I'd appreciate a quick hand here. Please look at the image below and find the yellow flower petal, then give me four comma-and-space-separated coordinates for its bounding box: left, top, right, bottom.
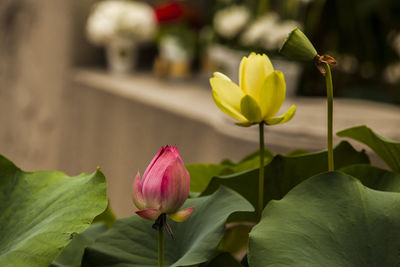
213, 72, 231, 81
236, 121, 255, 127
260, 71, 286, 119
240, 94, 262, 123
243, 53, 274, 102
239, 56, 248, 90
210, 75, 247, 122
169, 206, 194, 222
262, 54, 274, 76
265, 104, 296, 125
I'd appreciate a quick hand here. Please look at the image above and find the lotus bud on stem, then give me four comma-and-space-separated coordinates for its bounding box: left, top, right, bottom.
280, 28, 337, 171
132, 145, 195, 267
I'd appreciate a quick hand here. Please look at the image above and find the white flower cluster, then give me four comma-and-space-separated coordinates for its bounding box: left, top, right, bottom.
86, 0, 156, 45
391, 32, 400, 57
384, 63, 400, 84
213, 5, 250, 39
240, 13, 301, 50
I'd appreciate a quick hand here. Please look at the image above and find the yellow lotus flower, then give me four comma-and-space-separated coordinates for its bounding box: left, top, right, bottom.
210, 53, 296, 126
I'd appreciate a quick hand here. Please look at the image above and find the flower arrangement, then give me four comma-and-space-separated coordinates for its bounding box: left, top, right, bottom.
152, 1, 200, 79
213, 5, 250, 40
240, 13, 301, 51
86, 0, 156, 45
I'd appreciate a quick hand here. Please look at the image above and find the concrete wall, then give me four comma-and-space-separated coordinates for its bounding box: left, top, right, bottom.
0, 0, 71, 171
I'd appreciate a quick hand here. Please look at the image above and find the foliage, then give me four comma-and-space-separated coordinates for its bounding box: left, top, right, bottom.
248, 171, 400, 267
82, 187, 253, 266
337, 125, 400, 172
51, 224, 108, 267
0, 155, 107, 266
199, 141, 368, 222
187, 148, 274, 193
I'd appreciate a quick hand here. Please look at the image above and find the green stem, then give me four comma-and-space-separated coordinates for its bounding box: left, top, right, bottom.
258, 122, 265, 221
158, 221, 164, 267
324, 63, 334, 172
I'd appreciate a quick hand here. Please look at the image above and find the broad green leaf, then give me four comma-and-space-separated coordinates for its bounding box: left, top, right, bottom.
248, 172, 400, 267
82, 187, 253, 266
0, 155, 107, 266
199, 252, 242, 267
187, 164, 232, 193
231, 149, 274, 173
92, 204, 116, 228
217, 224, 253, 255
285, 149, 308, 156
340, 164, 400, 192
238, 149, 274, 163
188, 149, 273, 193
202, 141, 369, 221
337, 125, 400, 172
51, 224, 108, 267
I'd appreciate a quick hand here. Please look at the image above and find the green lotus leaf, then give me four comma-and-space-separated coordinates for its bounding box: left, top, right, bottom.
340, 164, 400, 192
248, 172, 400, 267
51, 223, 108, 267
199, 252, 242, 267
337, 125, 400, 172
187, 149, 274, 193
201, 141, 369, 221
82, 187, 253, 266
0, 155, 107, 266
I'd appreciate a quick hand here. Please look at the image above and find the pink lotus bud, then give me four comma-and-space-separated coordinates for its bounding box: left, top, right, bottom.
132, 145, 194, 222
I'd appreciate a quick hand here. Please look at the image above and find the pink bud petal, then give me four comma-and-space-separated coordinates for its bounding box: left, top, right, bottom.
169, 207, 195, 222
136, 208, 161, 221
132, 172, 146, 210
172, 145, 179, 154
159, 158, 190, 213
142, 147, 182, 210
142, 147, 164, 184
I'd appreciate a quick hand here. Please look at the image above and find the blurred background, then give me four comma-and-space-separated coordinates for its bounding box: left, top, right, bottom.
1, 0, 400, 216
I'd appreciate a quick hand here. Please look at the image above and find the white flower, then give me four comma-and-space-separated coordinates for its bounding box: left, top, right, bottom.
86, 0, 156, 45
240, 13, 278, 48
241, 13, 301, 50
213, 6, 250, 39
391, 32, 400, 57
384, 63, 400, 84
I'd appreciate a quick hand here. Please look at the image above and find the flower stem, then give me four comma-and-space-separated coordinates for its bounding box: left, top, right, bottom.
158, 218, 164, 267
258, 122, 265, 221
324, 63, 334, 172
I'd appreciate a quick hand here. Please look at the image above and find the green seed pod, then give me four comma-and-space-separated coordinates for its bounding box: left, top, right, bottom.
279, 28, 318, 62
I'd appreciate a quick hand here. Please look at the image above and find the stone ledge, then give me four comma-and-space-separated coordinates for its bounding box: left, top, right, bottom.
72, 68, 400, 153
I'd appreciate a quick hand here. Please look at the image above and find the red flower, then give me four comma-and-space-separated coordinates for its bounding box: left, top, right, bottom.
154, 1, 185, 23
153, 1, 202, 27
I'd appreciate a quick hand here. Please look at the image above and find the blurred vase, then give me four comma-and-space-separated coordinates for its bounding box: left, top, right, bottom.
153, 36, 192, 80
106, 37, 136, 74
